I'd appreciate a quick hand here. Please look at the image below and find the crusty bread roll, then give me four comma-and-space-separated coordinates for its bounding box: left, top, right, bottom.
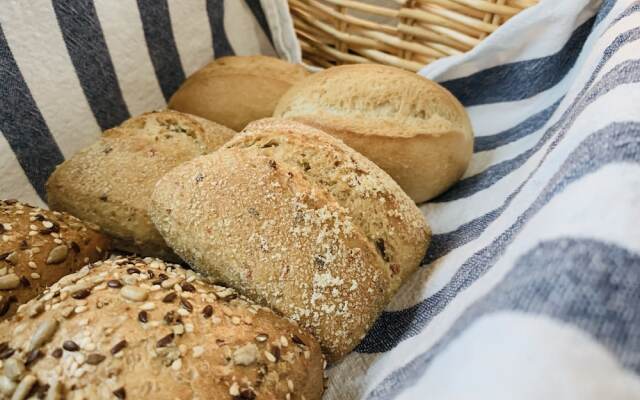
150, 118, 430, 361
0, 199, 110, 320
273, 64, 474, 203
169, 55, 311, 131
46, 110, 235, 261
0, 256, 324, 399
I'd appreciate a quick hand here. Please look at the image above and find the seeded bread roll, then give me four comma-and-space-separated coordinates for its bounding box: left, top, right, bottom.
150, 118, 430, 361
273, 64, 474, 203
0, 256, 324, 400
169, 55, 311, 131
0, 200, 110, 321
46, 110, 235, 261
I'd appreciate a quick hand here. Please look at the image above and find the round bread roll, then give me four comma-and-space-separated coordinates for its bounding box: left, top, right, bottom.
150, 118, 430, 361
46, 110, 235, 261
0, 256, 324, 400
168, 55, 311, 131
0, 199, 110, 321
273, 64, 474, 203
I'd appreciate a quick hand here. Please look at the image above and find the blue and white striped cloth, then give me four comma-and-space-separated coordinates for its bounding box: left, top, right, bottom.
2, 1, 640, 399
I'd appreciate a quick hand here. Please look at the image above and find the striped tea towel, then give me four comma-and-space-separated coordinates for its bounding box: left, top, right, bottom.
325, 0, 640, 399
1, 0, 640, 399
0, 0, 296, 206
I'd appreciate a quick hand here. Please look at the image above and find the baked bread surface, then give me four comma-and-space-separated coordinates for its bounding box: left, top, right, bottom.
46, 110, 235, 261
273, 64, 474, 203
0, 200, 110, 320
0, 256, 324, 400
150, 118, 430, 361
169, 55, 311, 131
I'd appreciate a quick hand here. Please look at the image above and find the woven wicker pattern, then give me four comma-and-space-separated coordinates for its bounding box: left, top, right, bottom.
290, 0, 539, 71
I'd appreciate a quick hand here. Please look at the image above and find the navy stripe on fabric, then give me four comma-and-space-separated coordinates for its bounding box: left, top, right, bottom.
370, 237, 640, 399
434, 26, 640, 203
243, 0, 274, 45
137, 0, 186, 102
206, 0, 235, 58
441, 16, 595, 107
596, 0, 621, 26
474, 97, 563, 152
422, 29, 640, 264
52, 0, 130, 130
0, 25, 64, 201
359, 57, 640, 353
367, 121, 640, 399
606, 0, 640, 29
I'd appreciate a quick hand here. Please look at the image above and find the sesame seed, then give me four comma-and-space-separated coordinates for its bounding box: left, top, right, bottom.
192, 346, 205, 358
171, 358, 182, 370
180, 282, 195, 292
51, 348, 63, 358
264, 351, 276, 363
139, 302, 155, 311
253, 334, 270, 346
30, 273, 41, 280
28, 262, 37, 270
229, 382, 240, 396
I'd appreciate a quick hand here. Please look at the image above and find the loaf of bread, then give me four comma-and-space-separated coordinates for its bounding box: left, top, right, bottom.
273, 64, 474, 203
169, 55, 311, 131
0, 256, 324, 399
46, 110, 235, 261
150, 118, 430, 361
0, 200, 110, 321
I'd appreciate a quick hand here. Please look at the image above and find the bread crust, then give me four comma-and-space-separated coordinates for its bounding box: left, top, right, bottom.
273, 64, 474, 203
0, 200, 110, 321
0, 256, 324, 399
46, 110, 235, 260
150, 119, 430, 361
169, 55, 311, 131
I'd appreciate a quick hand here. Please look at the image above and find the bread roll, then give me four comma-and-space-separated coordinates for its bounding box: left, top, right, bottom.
273, 64, 474, 203
150, 118, 430, 361
46, 110, 235, 261
0, 256, 324, 399
169, 55, 311, 131
0, 199, 109, 320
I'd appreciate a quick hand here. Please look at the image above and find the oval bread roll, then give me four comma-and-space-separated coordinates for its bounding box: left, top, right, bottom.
150, 118, 430, 361
0, 199, 110, 320
0, 256, 324, 399
273, 64, 474, 203
46, 110, 235, 261
169, 55, 311, 131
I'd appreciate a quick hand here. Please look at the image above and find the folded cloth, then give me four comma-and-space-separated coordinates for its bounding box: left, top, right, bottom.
327, 1, 640, 399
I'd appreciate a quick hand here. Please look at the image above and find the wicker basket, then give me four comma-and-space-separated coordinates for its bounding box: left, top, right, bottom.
290, 0, 539, 71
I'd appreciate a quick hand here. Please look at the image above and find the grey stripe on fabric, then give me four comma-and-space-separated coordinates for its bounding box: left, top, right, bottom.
366, 120, 640, 399
243, 0, 274, 45
359, 54, 640, 350
52, 0, 130, 130
137, 0, 186, 102
206, 0, 235, 58
434, 27, 640, 203
440, 16, 595, 107
0, 24, 64, 201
